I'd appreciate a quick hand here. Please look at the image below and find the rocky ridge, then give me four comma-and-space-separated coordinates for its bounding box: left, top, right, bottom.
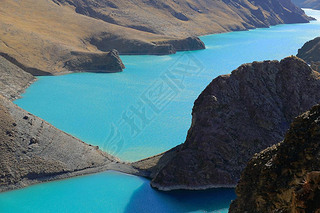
297, 36, 320, 71
229, 105, 320, 213
143, 56, 320, 191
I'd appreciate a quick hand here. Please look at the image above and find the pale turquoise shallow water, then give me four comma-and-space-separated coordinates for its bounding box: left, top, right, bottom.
1, 9, 319, 213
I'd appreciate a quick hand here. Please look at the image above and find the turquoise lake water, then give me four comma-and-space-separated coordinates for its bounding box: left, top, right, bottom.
13, 9, 320, 162
0, 171, 235, 213
1, 8, 319, 213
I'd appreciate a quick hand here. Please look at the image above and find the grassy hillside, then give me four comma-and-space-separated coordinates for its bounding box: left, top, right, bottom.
0, 0, 312, 74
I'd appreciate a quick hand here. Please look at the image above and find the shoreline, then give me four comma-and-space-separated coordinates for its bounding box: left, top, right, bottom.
3, 7, 317, 78
1, 9, 318, 193
0, 162, 146, 193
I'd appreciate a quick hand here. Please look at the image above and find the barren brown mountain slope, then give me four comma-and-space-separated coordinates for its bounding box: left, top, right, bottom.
0, 0, 312, 74
0, 56, 36, 100
56, 0, 312, 36
292, 0, 320, 9
297, 36, 320, 71
0, 0, 203, 74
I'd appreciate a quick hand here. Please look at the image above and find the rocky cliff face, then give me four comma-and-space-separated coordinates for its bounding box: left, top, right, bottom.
149, 56, 320, 191
292, 0, 320, 9
297, 37, 320, 71
229, 105, 320, 213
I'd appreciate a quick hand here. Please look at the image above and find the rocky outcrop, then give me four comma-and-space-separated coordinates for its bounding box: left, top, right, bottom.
0, 56, 36, 100
63, 50, 125, 72
229, 105, 320, 213
292, 0, 320, 9
297, 37, 320, 71
90, 35, 205, 55
88, 35, 177, 55
148, 56, 320, 191
153, 37, 205, 53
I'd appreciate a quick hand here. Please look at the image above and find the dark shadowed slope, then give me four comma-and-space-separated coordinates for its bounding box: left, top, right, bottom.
297, 36, 320, 71
229, 105, 320, 213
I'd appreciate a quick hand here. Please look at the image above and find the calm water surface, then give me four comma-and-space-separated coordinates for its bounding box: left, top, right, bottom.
0, 171, 235, 213
1, 9, 319, 213
14, 9, 320, 161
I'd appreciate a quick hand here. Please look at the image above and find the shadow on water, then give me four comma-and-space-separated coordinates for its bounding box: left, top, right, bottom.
124, 181, 236, 213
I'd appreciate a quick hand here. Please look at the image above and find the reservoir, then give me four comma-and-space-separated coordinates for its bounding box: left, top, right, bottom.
1, 9, 319, 213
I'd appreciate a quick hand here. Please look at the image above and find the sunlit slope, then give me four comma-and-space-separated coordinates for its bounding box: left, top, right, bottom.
292, 0, 320, 9
0, 0, 176, 74
0, 0, 312, 74
56, 0, 312, 36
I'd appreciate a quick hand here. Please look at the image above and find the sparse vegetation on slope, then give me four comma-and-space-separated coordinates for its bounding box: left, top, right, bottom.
292, 0, 320, 9
0, 0, 312, 74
